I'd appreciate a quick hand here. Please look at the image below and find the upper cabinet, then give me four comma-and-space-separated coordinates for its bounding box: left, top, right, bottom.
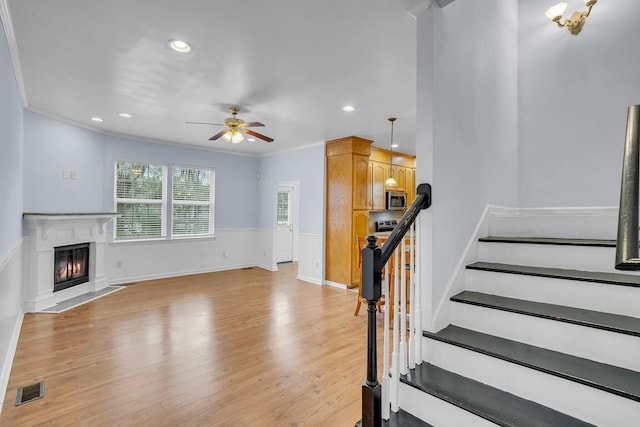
370, 161, 388, 210
369, 148, 416, 210
353, 155, 370, 211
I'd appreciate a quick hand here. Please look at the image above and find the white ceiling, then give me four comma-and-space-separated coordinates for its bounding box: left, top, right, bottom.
4, 0, 424, 156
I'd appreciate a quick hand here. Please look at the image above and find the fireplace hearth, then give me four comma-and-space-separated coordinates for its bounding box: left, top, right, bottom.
54, 243, 90, 292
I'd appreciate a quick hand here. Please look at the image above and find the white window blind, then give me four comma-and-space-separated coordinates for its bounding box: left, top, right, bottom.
114, 161, 166, 240
171, 166, 214, 237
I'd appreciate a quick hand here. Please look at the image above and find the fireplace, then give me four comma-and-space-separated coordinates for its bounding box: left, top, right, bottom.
23, 212, 120, 312
54, 243, 90, 292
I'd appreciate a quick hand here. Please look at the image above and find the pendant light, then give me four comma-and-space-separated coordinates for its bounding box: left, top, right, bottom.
385, 117, 398, 187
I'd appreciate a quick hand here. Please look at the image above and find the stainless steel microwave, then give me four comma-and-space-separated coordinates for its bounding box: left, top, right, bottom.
386, 191, 407, 210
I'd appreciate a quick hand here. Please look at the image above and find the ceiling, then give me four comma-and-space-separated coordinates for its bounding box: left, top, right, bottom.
3, 0, 424, 156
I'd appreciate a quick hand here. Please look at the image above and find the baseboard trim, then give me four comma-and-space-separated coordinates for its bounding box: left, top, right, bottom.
109, 263, 263, 285
324, 280, 348, 290
297, 274, 322, 285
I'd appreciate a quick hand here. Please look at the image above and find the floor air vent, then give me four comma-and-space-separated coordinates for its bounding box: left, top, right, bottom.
16, 380, 45, 406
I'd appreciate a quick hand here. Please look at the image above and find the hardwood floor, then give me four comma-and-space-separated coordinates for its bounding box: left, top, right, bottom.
1, 263, 383, 426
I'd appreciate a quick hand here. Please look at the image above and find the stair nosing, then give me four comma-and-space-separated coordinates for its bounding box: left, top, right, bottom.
423, 325, 640, 402
478, 236, 617, 247
401, 362, 595, 427
451, 290, 640, 337
466, 261, 640, 289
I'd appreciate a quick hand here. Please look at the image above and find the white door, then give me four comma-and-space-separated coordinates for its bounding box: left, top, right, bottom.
276, 186, 294, 263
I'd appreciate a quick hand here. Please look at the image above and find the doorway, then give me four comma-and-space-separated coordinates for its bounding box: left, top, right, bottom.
276, 185, 295, 263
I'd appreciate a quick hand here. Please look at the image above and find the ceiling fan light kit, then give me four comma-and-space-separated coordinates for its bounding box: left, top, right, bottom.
186, 107, 273, 144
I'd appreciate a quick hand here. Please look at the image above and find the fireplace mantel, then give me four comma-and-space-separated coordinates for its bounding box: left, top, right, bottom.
23, 212, 121, 312
24, 213, 120, 241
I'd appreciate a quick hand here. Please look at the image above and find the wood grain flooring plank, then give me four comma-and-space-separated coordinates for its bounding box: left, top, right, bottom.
1, 263, 384, 426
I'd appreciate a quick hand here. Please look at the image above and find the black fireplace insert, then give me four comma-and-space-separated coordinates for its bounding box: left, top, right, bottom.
54, 243, 90, 292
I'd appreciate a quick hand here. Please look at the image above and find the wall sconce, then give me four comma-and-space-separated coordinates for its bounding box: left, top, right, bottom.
545, 0, 597, 35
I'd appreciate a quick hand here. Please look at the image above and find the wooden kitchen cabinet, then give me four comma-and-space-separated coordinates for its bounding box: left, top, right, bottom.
370, 160, 388, 211
390, 166, 407, 192
325, 139, 415, 288
325, 136, 372, 288
369, 148, 416, 209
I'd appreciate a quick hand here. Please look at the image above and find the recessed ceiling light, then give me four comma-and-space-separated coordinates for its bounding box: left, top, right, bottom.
90, 117, 103, 122
342, 105, 356, 112
247, 138, 256, 142
118, 112, 132, 118
391, 143, 399, 148
169, 39, 191, 53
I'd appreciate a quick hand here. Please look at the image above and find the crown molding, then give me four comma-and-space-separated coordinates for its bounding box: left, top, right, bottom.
0, 0, 27, 107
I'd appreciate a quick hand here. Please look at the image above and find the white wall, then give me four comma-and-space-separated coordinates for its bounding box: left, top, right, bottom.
518, 0, 640, 207
257, 144, 325, 283
416, 0, 518, 319
0, 13, 25, 414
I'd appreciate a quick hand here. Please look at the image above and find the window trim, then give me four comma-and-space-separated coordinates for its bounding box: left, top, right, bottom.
170, 165, 215, 238
113, 160, 215, 242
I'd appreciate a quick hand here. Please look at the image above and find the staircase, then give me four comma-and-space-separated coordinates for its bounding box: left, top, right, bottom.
396, 233, 640, 426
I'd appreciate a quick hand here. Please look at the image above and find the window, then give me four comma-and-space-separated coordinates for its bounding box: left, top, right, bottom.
115, 161, 166, 240
277, 190, 291, 225
114, 161, 215, 241
172, 166, 214, 237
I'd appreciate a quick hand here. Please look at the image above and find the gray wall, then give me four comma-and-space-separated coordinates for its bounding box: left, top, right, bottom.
0, 17, 23, 259
0, 14, 24, 407
518, 0, 640, 207
417, 0, 519, 314
23, 111, 259, 230
257, 144, 325, 235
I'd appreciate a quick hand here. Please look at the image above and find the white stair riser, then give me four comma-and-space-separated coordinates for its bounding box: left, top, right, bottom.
397, 382, 496, 427
450, 302, 640, 372
424, 340, 640, 427
465, 269, 640, 318
488, 209, 618, 240
477, 242, 640, 276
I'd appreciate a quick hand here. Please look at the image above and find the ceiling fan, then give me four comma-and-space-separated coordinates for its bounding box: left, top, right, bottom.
186, 107, 274, 143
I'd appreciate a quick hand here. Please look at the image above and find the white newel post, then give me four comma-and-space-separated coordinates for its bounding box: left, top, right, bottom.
23, 213, 120, 312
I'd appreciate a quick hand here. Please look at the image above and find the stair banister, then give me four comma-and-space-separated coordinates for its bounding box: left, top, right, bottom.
616, 105, 640, 270
357, 183, 431, 427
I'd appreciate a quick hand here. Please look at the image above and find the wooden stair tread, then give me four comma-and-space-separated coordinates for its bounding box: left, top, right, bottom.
479, 236, 617, 247
401, 363, 594, 427
467, 261, 640, 288
451, 290, 640, 337
423, 325, 640, 402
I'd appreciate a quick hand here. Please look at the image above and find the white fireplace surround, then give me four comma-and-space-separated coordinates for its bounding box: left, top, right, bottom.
23, 213, 120, 312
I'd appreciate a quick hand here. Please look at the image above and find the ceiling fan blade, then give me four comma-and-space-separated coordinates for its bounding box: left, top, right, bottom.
243, 122, 265, 127
209, 130, 228, 141
246, 129, 274, 142
185, 121, 224, 126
